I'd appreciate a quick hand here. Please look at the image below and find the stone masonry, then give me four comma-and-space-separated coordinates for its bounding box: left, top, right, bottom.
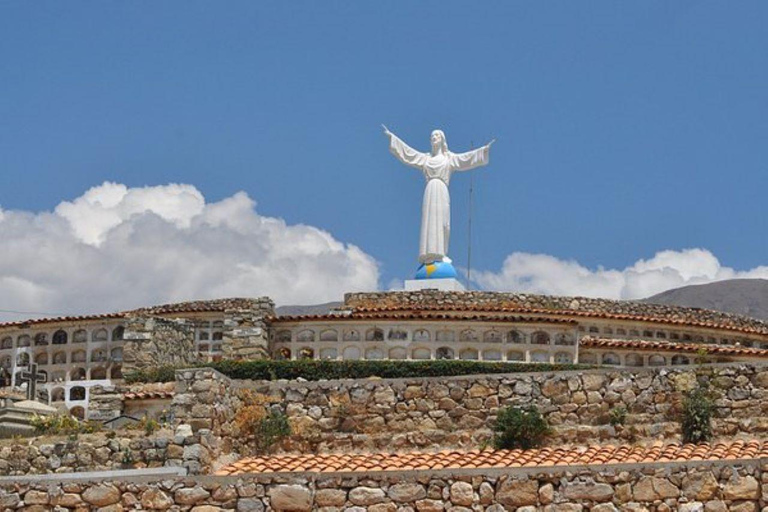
123, 316, 198, 373
344, 290, 768, 334
221, 298, 274, 360
173, 363, 768, 468
0, 459, 765, 511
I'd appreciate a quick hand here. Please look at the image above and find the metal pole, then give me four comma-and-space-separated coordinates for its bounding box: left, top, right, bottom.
467, 142, 474, 290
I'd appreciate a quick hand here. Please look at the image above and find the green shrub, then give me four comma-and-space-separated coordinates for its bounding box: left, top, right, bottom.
492, 405, 550, 450
123, 365, 178, 384
609, 406, 628, 426
125, 360, 588, 384
30, 414, 101, 435
681, 385, 713, 443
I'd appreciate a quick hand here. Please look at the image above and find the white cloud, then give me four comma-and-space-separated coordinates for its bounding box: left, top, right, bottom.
473, 249, 768, 300
0, 182, 379, 320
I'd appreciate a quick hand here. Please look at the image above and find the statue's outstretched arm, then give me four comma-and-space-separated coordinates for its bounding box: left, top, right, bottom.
384, 126, 427, 169
452, 140, 493, 172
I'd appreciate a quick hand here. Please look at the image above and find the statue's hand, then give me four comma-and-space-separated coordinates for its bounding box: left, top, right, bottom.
381, 124, 392, 137
487, 138, 496, 147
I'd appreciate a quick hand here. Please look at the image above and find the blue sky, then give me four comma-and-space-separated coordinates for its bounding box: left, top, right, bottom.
0, 2, 767, 314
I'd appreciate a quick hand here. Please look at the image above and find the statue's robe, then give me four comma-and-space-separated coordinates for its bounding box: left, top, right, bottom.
388, 133, 490, 264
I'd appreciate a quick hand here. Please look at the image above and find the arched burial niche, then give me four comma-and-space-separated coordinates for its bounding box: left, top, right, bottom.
70, 367, 86, 381
275, 347, 291, 360
436, 347, 455, 360
69, 406, 85, 419
69, 386, 86, 401
365, 347, 385, 360
413, 329, 430, 342
459, 348, 478, 360
51, 387, 65, 402
388, 347, 407, 360
319, 347, 338, 360
483, 349, 502, 361
92, 329, 108, 342
365, 328, 384, 342
52, 330, 67, 345
411, 347, 431, 360
388, 328, 407, 341
554, 352, 572, 364
531, 331, 550, 345
319, 329, 338, 342
507, 330, 524, 344
601, 353, 620, 366
35, 333, 48, 346
91, 367, 108, 380
296, 330, 315, 343
343, 329, 360, 342
342, 346, 361, 360
73, 330, 87, 343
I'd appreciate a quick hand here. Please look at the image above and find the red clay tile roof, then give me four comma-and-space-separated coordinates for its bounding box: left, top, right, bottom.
581, 337, 768, 357
0, 312, 126, 329
215, 440, 768, 476
0, 298, 261, 329
277, 304, 768, 337
123, 390, 175, 400
272, 311, 577, 326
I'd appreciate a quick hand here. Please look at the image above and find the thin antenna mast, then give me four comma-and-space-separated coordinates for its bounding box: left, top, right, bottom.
467, 141, 474, 290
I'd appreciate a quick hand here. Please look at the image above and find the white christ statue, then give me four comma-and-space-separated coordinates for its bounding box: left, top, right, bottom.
383, 126, 495, 265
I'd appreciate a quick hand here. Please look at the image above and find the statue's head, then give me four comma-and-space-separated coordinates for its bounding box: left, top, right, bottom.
430, 130, 448, 155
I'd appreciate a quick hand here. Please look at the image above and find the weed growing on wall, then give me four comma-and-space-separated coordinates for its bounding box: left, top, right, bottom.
30, 414, 101, 436
234, 390, 291, 453
680, 385, 713, 443
492, 405, 550, 450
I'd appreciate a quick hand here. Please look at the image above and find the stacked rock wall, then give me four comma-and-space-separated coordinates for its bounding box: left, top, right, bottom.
0, 431, 173, 476
222, 297, 274, 360
174, 363, 768, 462
1, 460, 764, 511
344, 290, 768, 333
123, 317, 199, 373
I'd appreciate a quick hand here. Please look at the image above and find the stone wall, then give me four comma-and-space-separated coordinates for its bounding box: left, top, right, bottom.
222, 297, 274, 360
0, 431, 173, 476
344, 290, 768, 334
1, 459, 764, 511
174, 363, 768, 462
123, 316, 198, 373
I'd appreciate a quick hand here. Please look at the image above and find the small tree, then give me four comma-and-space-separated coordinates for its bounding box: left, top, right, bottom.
234, 390, 291, 453
680, 385, 713, 443
492, 405, 550, 450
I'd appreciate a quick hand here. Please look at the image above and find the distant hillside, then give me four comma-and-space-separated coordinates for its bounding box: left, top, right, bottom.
642, 279, 768, 320
275, 301, 343, 317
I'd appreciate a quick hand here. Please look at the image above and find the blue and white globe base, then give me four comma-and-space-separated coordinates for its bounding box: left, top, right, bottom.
405, 257, 466, 292
415, 260, 459, 280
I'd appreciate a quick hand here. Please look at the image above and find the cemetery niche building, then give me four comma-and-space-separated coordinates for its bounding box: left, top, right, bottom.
3, 290, 768, 419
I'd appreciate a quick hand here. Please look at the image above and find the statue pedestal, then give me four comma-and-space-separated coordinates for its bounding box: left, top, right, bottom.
404, 278, 466, 292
